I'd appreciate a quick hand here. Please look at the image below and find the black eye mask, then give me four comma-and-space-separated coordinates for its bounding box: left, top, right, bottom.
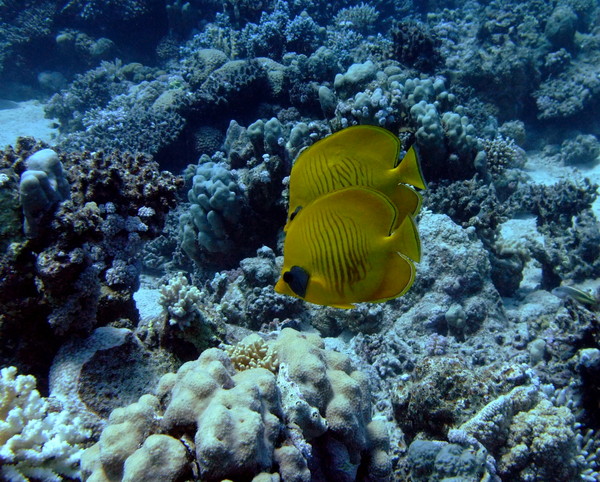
289, 205, 302, 222
283, 265, 309, 298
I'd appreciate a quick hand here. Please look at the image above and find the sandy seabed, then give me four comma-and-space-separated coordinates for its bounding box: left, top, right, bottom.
0, 100, 58, 148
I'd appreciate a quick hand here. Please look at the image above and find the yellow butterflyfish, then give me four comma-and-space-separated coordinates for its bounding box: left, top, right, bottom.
285, 125, 426, 229
275, 186, 420, 309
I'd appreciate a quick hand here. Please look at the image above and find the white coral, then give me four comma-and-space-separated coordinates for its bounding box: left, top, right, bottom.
0, 366, 89, 482
159, 272, 203, 327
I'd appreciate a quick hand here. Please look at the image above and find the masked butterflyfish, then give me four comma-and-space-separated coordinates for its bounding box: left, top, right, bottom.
275, 186, 420, 309
285, 125, 426, 229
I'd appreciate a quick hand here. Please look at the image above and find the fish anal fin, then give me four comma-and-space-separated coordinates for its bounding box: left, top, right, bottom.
395, 145, 427, 190
330, 302, 356, 309
372, 252, 416, 301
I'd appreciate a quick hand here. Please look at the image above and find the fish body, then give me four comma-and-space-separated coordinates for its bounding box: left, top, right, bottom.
275, 187, 420, 309
285, 125, 426, 229
552, 285, 598, 308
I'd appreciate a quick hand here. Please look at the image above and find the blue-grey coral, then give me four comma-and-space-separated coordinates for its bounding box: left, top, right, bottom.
181, 159, 244, 256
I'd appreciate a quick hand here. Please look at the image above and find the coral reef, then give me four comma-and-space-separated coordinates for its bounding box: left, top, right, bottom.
0, 138, 181, 388
81, 329, 391, 481
3, 0, 600, 480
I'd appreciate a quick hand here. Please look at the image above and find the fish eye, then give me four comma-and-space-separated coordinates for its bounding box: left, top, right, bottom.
283, 266, 309, 298
289, 206, 302, 222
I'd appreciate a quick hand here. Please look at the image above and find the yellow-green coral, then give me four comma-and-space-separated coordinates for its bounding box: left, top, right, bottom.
225, 334, 279, 373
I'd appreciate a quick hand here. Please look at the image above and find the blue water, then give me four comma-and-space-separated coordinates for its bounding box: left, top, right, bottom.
1, 1, 599, 480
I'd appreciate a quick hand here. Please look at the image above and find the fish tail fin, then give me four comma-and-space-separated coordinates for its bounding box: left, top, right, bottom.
390, 214, 421, 262
394, 145, 427, 190
373, 252, 416, 301
388, 184, 423, 219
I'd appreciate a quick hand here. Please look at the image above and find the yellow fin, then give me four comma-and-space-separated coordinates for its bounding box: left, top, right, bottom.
388, 184, 422, 220
395, 145, 427, 190
389, 214, 421, 262
321, 125, 401, 171
330, 302, 356, 309
372, 252, 416, 301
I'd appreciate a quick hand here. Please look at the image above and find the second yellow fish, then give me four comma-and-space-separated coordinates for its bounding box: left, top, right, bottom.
275, 186, 420, 309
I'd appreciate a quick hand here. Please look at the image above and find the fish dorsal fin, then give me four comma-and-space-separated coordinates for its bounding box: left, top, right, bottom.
332, 125, 401, 170
372, 252, 416, 302
293, 125, 401, 178
390, 214, 421, 262
388, 184, 422, 221
394, 145, 427, 190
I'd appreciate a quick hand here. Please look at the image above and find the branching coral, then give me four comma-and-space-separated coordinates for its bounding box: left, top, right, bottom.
159, 272, 203, 328
333, 3, 379, 35
225, 333, 279, 373
0, 366, 89, 481
481, 135, 526, 177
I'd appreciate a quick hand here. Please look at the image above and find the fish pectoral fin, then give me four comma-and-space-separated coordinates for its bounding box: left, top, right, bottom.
390, 215, 421, 262
395, 145, 427, 190
372, 252, 416, 302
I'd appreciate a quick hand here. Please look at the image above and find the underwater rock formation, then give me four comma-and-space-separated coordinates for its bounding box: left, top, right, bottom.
0, 138, 181, 389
